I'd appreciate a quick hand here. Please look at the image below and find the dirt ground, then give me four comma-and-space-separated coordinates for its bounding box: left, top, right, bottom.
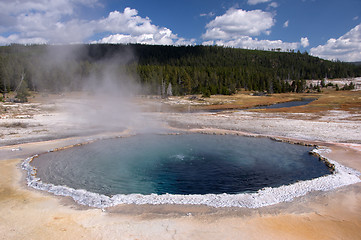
1, 90, 361, 240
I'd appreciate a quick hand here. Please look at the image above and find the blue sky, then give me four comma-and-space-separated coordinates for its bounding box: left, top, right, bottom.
0, 0, 360, 61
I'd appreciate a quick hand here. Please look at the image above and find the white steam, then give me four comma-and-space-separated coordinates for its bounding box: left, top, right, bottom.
42, 45, 162, 134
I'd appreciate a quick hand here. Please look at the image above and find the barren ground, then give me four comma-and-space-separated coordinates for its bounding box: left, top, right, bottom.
0, 89, 361, 240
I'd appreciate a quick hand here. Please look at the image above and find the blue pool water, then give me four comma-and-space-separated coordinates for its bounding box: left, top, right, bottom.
250, 98, 315, 110
192, 98, 315, 113
33, 134, 331, 196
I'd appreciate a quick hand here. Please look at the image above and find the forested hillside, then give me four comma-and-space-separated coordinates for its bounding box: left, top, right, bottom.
0, 44, 360, 98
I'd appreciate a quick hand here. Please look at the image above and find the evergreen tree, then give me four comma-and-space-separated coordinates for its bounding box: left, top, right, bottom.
0, 44, 360, 96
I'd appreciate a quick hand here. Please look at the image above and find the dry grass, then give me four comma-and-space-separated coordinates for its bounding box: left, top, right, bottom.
162, 92, 316, 112
261, 89, 361, 114
204, 92, 318, 110
171, 89, 361, 114
3, 89, 360, 116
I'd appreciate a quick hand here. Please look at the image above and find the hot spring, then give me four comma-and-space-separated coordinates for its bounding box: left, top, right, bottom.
32, 134, 332, 197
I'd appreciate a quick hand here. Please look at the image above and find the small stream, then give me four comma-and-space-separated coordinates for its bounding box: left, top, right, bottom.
196, 98, 316, 113
249, 98, 316, 110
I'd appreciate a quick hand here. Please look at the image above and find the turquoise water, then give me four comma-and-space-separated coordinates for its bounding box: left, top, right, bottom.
33, 134, 331, 196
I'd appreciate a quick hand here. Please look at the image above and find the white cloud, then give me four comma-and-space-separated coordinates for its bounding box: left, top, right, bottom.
94, 9, 196, 45
0, 1, 192, 46
96, 28, 196, 46
202, 8, 275, 40
174, 38, 197, 46
202, 36, 300, 51
310, 24, 361, 62
0, 34, 47, 45
353, 16, 359, 21
268, 2, 279, 8
0, 0, 99, 44
201, 7, 310, 52
0, 0, 98, 19
96, 33, 169, 45
283, 20, 289, 28
97, 8, 158, 36
247, 0, 271, 5
200, 12, 215, 18
301, 37, 309, 47
202, 40, 215, 46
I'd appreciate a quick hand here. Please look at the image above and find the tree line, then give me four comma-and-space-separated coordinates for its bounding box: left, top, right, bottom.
0, 44, 360, 99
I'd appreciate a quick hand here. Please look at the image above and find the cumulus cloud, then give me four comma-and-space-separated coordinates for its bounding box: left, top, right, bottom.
202, 36, 300, 51
93, 9, 196, 45
310, 24, 361, 62
301, 37, 309, 47
96, 29, 196, 46
0, 1, 191, 46
202, 8, 275, 40
96, 34, 167, 45
97, 9, 158, 36
247, 0, 271, 5
201, 7, 309, 52
0, 0, 98, 44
